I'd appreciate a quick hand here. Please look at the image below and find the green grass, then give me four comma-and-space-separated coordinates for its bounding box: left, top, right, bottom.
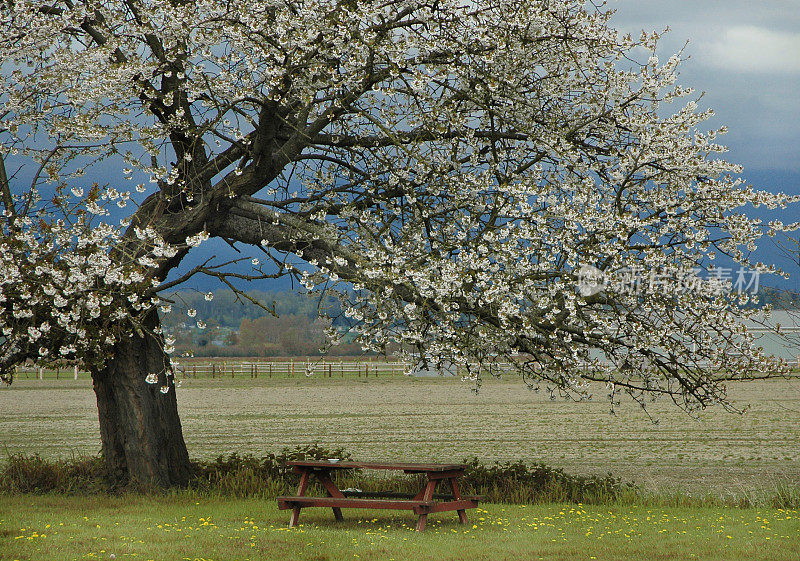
1, 494, 798, 561
3, 373, 800, 559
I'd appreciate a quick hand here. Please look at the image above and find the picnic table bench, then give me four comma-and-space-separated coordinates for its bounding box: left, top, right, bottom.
277, 460, 480, 531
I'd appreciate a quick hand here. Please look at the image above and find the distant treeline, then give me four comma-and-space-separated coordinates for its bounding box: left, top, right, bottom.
161, 286, 800, 357
161, 289, 346, 329
162, 289, 365, 357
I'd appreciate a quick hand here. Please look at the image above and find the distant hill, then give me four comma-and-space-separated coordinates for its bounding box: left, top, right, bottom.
757, 286, 800, 309
159, 289, 346, 330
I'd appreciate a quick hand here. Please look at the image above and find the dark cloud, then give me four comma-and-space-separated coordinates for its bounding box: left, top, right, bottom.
609, 1, 800, 172
609, 0, 800, 32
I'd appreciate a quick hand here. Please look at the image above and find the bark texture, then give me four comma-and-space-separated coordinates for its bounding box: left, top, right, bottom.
91, 312, 190, 488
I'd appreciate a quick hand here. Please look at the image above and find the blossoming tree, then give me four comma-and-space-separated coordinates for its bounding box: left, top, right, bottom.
0, 0, 793, 487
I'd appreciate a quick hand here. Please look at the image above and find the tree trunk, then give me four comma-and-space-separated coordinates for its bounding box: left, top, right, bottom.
91, 311, 191, 488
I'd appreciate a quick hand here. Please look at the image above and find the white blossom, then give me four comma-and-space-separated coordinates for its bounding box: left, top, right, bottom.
185, 231, 209, 247
0, 0, 794, 412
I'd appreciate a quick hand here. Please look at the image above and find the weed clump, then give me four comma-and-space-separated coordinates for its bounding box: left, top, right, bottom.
2, 446, 798, 509
0, 453, 105, 494
458, 457, 635, 504
190, 443, 354, 497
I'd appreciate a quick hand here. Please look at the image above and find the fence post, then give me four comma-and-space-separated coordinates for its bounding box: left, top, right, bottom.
38, 367, 43, 380
74, 365, 78, 380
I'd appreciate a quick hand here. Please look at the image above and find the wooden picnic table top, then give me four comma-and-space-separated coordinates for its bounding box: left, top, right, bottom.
287, 460, 467, 472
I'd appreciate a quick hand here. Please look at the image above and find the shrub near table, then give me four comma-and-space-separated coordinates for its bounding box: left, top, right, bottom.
0, 446, 662, 507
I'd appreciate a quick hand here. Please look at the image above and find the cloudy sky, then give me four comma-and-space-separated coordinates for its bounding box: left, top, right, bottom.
609, 0, 800, 176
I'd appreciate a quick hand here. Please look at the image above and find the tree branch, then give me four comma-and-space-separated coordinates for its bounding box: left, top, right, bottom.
0, 152, 15, 223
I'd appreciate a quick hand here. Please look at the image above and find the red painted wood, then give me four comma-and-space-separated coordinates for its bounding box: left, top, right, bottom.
296, 470, 310, 495
415, 478, 439, 531
426, 498, 480, 514
448, 478, 469, 524
424, 469, 467, 480
317, 471, 345, 521
278, 497, 432, 510
288, 460, 467, 472
289, 469, 310, 527
341, 490, 461, 499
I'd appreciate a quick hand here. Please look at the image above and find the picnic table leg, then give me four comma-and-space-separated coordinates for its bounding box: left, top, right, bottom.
414, 479, 438, 532
289, 470, 310, 528
447, 478, 469, 524
316, 470, 345, 522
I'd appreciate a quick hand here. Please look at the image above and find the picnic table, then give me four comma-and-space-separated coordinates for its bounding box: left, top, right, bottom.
277, 460, 480, 531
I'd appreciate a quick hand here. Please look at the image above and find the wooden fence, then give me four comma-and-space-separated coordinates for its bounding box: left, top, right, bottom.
173, 359, 408, 379
12, 364, 82, 380
10, 359, 509, 381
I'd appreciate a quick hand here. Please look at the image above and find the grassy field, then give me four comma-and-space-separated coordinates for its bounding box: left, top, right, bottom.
1, 494, 798, 561
1, 375, 799, 495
